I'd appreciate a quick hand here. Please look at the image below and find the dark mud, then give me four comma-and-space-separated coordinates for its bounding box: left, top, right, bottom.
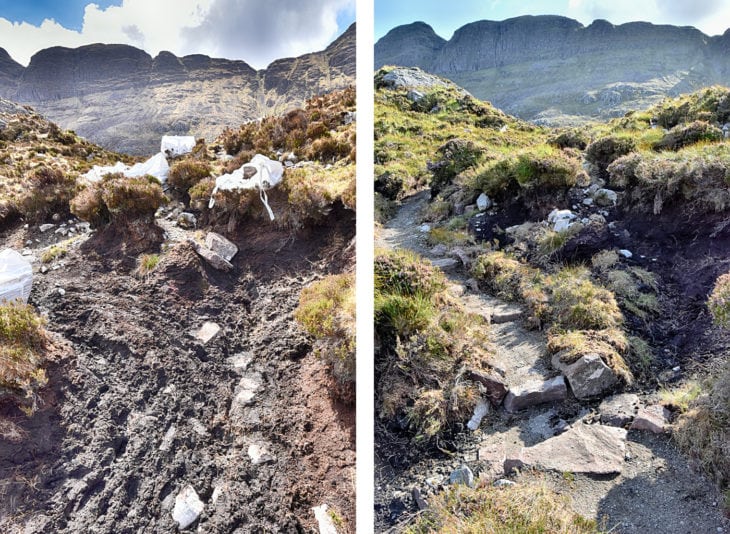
0, 208, 355, 533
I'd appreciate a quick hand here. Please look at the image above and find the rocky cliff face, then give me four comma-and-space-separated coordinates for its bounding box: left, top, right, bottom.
0, 23, 355, 155
375, 16, 730, 124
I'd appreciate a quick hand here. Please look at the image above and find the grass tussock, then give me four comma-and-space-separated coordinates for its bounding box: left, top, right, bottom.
18, 166, 77, 222
71, 173, 166, 227
295, 273, 355, 402
134, 253, 161, 279
375, 249, 493, 441
0, 301, 48, 404
405, 482, 599, 534
709, 273, 730, 328
167, 160, 211, 194
607, 144, 730, 215
673, 362, 730, 509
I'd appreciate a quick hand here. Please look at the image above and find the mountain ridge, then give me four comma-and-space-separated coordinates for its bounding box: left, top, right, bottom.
0, 23, 355, 155
375, 16, 730, 125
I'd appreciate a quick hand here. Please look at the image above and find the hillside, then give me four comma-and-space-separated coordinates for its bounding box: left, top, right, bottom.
375, 16, 730, 125
0, 23, 355, 155
0, 89, 355, 532
374, 67, 730, 532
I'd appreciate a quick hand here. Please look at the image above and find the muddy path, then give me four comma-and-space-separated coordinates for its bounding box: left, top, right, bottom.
0, 208, 355, 533
375, 192, 730, 533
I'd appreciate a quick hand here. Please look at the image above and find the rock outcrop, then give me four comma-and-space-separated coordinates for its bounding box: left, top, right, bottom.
0, 24, 355, 155
375, 16, 730, 124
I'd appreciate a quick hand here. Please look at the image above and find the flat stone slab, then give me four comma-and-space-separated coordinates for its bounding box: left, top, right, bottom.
430, 258, 459, 270
600, 393, 640, 427
505, 424, 627, 475
631, 404, 671, 433
491, 309, 523, 324
503, 375, 567, 413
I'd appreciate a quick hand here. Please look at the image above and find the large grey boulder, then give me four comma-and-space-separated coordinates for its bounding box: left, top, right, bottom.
553, 353, 619, 399
505, 424, 627, 475
503, 376, 567, 413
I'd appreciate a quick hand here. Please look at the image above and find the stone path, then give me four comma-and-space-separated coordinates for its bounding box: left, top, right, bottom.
376, 190, 730, 533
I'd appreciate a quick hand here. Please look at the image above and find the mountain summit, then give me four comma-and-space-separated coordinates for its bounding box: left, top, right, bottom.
375, 16, 730, 124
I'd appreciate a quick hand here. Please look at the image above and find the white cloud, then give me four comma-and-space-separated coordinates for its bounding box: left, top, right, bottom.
0, 0, 354, 68
180, 0, 355, 68
565, 0, 730, 36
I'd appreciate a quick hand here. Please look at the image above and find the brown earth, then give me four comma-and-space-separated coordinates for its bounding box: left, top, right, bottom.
0, 205, 355, 533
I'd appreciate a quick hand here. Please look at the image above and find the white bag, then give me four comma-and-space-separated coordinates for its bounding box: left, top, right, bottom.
209, 154, 284, 220
0, 249, 33, 304
161, 136, 196, 157
82, 152, 170, 185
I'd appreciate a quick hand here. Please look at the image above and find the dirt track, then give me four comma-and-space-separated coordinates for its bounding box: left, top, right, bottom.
0, 207, 355, 533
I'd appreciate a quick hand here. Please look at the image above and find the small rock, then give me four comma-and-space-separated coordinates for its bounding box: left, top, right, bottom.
172, 485, 204, 530
465, 278, 480, 292
419, 224, 431, 233
582, 198, 594, 206
467, 399, 490, 430
232, 375, 261, 407
468, 370, 508, 406
593, 188, 618, 207
39, 224, 55, 232
490, 309, 523, 324
631, 404, 671, 433
159, 425, 176, 451
205, 232, 238, 261
411, 488, 428, 510
619, 249, 633, 258
548, 209, 576, 232
187, 238, 233, 271
449, 465, 474, 487
177, 212, 197, 229
57, 288, 66, 296
54, 227, 68, 236
40, 266, 48, 274
194, 322, 220, 344
248, 442, 275, 464
503, 376, 567, 413
477, 193, 492, 211
312, 504, 339, 534
493, 479, 516, 487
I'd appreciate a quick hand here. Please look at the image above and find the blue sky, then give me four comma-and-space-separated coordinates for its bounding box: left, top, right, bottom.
0, 0, 120, 31
375, 0, 730, 40
0, 0, 355, 68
